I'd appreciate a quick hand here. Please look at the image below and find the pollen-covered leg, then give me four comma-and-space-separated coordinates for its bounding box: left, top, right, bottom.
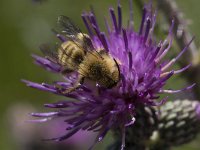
62, 75, 85, 94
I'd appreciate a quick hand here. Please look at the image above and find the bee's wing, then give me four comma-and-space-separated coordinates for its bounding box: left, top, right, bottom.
56, 15, 94, 51
40, 43, 59, 63
57, 15, 81, 39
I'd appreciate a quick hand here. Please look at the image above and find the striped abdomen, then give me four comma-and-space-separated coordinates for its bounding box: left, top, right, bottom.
58, 41, 85, 72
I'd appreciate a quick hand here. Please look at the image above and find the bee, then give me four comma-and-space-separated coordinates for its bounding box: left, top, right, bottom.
40, 15, 120, 94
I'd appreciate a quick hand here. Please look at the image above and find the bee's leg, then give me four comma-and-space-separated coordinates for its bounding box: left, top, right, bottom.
62, 75, 85, 94
55, 84, 62, 90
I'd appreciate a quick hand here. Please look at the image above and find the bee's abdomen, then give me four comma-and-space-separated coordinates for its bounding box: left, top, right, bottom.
58, 41, 84, 71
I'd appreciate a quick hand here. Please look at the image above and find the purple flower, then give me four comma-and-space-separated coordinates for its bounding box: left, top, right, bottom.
23, 1, 194, 149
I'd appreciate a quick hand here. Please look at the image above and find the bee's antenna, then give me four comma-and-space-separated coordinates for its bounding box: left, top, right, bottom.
113, 58, 121, 80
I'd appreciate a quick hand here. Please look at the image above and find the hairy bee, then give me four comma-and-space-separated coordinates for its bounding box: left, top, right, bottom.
40, 15, 120, 94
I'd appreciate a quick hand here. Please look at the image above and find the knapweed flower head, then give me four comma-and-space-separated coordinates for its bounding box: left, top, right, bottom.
23, 0, 195, 149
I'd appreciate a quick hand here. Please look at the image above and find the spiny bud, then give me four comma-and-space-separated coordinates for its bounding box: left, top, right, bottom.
150, 99, 200, 149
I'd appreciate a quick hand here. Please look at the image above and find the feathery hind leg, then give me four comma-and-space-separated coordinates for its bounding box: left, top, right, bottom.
61, 75, 85, 94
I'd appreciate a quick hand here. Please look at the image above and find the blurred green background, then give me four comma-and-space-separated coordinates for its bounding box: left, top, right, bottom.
0, 0, 200, 149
